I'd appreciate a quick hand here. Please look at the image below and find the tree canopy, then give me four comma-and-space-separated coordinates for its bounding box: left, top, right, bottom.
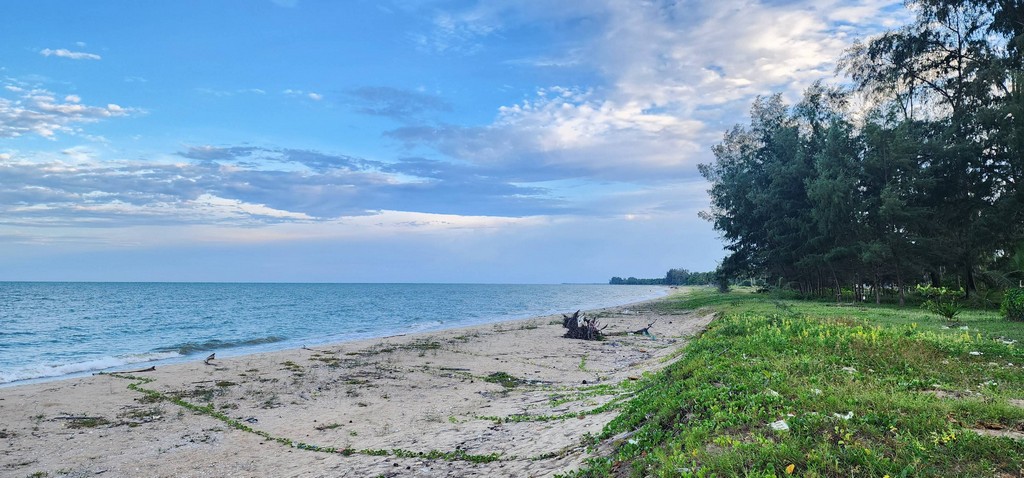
700, 0, 1024, 303
609, 268, 714, 286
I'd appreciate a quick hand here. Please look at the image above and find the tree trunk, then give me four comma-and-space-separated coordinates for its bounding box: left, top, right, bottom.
874, 272, 881, 304
897, 268, 906, 307
965, 264, 977, 299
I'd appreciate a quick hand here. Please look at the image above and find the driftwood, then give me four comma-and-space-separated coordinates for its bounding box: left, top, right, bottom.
109, 366, 156, 374
604, 320, 659, 338
631, 320, 657, 337
562, 310, 607, 340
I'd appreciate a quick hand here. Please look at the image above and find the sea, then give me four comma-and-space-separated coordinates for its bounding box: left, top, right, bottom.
0, 282, 666, 386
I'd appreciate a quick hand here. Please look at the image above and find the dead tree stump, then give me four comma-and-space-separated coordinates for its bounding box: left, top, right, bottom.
562, 310, 607, 340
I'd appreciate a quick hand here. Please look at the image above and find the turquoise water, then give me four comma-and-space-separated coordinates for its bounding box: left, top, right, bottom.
0, 283, 665, 385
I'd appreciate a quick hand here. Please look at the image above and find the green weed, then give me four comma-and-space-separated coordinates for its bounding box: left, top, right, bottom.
562, 289, 1024, 477
484, 371, 523, 389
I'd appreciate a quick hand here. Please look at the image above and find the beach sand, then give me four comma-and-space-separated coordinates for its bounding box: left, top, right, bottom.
0, 293, 712, 478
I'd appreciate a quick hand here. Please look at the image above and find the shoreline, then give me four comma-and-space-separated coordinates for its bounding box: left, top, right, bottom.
0, 289, 712, 477
0, 285, 670, 389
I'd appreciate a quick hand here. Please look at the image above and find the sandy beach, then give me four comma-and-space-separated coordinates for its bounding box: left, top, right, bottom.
0, 293, 712, 478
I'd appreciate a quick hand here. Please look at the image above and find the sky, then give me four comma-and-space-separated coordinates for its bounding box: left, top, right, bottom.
0, 0, 908, 283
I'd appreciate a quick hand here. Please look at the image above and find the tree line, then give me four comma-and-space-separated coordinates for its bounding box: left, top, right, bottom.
699, 0, 1024, 304
609, 268, 715, 286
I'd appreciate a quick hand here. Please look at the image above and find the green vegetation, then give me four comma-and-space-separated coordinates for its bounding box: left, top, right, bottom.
610, 268, 714, 286
1004, 288, 1024, 322
700, 0, 1024, 304
64, 417, 111, 429
561, 289, 1024, 477
917, 285, 965, 324
483, 371, 523, 389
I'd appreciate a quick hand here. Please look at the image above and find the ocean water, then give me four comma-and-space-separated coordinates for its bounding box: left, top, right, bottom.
0, 282, 666, 386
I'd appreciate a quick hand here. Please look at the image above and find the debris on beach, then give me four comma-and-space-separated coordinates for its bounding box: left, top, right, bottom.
561, 310, 607, 340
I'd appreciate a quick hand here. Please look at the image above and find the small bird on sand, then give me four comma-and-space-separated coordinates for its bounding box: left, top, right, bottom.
204, 353, 216, 365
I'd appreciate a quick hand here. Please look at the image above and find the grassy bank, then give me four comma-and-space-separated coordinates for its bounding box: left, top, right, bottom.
564, 288, 1024, 477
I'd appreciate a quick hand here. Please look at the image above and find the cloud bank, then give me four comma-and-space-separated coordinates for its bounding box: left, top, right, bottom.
393, 0, 905, 181
0, 0, 906, 277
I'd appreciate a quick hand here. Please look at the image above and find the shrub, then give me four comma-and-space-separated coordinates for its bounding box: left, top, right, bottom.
1002, 288, 1024, 322
916, 285, 964, 323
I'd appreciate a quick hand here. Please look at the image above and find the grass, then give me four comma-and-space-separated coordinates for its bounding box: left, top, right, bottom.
314, 422, 343, 431
562, 288, 1024, 477
483, 371, 523, 389
64, 417, 111, 429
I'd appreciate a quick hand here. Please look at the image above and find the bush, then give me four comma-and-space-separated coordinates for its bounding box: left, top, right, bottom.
1002, 288, 1024, 322
916, 285, 964, 323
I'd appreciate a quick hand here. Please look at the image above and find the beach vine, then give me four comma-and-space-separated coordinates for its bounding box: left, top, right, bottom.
104, 373, 507, 463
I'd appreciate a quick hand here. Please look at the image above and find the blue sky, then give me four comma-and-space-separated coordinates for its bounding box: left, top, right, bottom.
0, 0, 906, 283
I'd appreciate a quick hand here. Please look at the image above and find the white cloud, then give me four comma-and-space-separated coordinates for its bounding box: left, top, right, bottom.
411, 87, 704, 179
401, 0, 905, 181
196, 87, 266, 97
192, 194, 314, 222
0, 86, 134, 138
39, 48, 102, 60
60, 146, 97, 162
0, 145, 565, 232
282, 89, 323, 101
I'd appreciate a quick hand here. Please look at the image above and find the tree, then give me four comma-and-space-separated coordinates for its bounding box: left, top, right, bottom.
700, 0, 1024, 302
841, 0, 1014, 298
